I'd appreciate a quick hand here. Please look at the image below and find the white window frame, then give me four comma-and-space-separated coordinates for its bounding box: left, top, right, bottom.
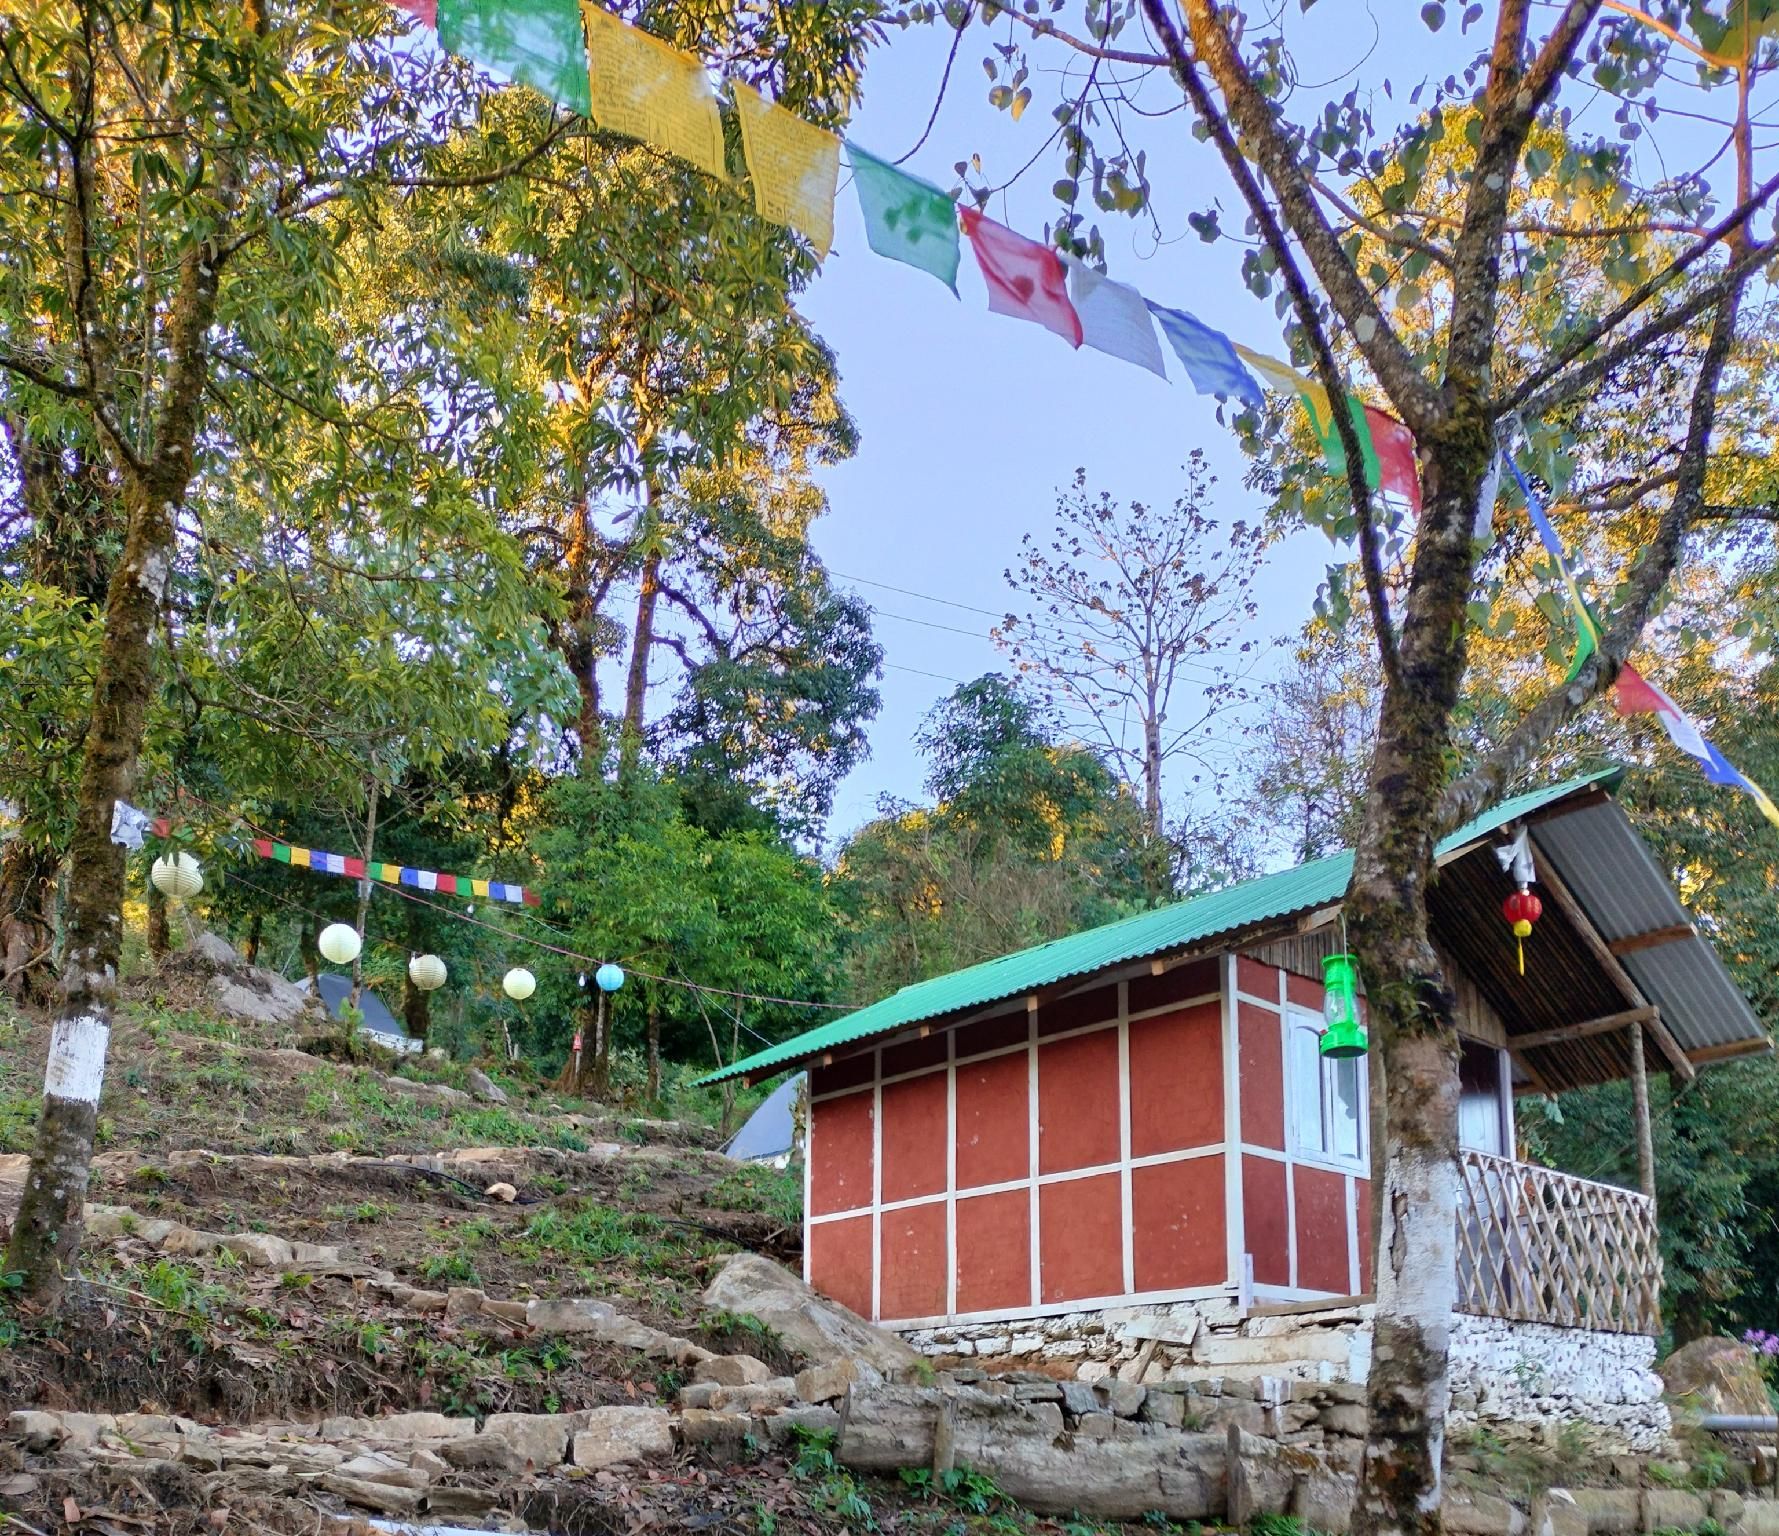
1287, 1007, 1368, 1172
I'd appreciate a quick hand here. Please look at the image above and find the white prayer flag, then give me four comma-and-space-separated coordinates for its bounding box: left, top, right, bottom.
1064, 255, 1167, 379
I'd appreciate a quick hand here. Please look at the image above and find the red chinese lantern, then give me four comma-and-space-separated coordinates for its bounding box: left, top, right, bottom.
1502, 889, 1543, 975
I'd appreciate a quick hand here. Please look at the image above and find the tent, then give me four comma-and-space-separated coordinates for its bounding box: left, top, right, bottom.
297, 973, 417, 1054
723, 1072, 804, 1166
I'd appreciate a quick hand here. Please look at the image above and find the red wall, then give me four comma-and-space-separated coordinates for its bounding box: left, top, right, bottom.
806, 949, 1369, 1325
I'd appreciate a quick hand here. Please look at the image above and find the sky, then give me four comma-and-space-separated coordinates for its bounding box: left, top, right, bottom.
794, 13, 1378, 842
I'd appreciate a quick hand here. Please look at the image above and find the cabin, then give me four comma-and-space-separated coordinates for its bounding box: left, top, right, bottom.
706, 770, 1771, 1449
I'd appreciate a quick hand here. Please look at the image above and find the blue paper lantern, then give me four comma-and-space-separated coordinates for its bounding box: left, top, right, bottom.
595, 963, 625, 993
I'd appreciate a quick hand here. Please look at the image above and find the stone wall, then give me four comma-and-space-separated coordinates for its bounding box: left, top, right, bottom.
900, 1300, 1670, 1454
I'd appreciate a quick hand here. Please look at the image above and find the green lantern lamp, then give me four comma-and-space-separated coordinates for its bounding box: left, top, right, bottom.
1320, 953, 1367, 1058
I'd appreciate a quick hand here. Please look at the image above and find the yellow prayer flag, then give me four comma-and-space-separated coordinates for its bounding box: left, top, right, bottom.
290, 847, 311, 869
580, 5, 726, 182
1233, 343, 1332, 419
471, 879, 490, 898
734, 84, 839, 261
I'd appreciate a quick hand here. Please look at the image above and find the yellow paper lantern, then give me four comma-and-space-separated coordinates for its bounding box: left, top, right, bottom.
409, 953, 447, 992
150, 852, 204, 900
502, 967, 536, 1001
318, 923, 362, 966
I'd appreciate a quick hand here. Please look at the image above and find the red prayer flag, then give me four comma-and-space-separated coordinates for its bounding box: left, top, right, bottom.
1363, 406, 1421, 515
1612, 663, 1669, 717
251, 838, 273, 859
523, 889, 542, 907
343, 856, 366, 879
389, 0, 437, 25
437, 874, 459, 894
958, 207, 1082, 348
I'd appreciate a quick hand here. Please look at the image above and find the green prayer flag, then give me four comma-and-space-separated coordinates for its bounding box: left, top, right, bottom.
847, 142, 960, 293
1305, 391, 1381, 489
272, 843, 292, 864
437, 0, 592, 116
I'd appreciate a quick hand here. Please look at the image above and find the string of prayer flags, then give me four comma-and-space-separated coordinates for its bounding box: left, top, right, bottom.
251, 838, 542, 905
734, 85, 840, 261
1064, 256, 1167, 378
1364, 407, 1423, 515
438, 0, 591, 115
1507, 457, 1604, 681
580, 1, 726, 182
1613, 665, 1779, 829
1147, 302, 1265, 409
847, 144, 960, 291
959, 207, 1082, 348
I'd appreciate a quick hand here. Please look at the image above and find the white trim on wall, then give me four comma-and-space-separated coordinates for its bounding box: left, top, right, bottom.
871, 1050, 883, 1323
1279, 964, 1299, 1290
1118, 979, 1135, 1297
884, 1280, 1235, 1334
1221, 952, 1245, 1296
945, 1026, 958, 1318
1026, 998, 1041, 1311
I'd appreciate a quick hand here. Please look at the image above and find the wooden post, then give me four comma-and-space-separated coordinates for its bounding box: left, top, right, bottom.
1629, 1018, 1656, 1202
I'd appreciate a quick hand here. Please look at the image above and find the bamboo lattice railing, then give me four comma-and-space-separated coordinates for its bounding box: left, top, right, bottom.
1456, 1148, 1663, 1336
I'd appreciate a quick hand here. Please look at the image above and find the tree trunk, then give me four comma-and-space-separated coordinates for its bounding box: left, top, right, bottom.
588, 990, 612, 1099
646, 1000, 660, 1102
620, 541, 662, 775
302, 919, 319, 987
403, 969, 430, 1043
350, 781, 378, 1006
244, 909, 263, 967
0, 839, 60, 1008
6, 475, 178, 1306
145, 879, 170, 959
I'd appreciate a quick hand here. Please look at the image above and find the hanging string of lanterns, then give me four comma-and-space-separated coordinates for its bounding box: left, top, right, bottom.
150, 852, 204, 899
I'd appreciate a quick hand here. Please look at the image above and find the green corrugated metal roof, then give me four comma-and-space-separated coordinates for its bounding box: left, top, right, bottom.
698, 769, 1622, 1085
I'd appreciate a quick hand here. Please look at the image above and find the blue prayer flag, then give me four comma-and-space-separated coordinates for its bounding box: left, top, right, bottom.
1146, 302, 1265, 409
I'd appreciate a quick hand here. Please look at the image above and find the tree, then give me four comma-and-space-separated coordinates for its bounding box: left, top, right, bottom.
832, 675, 1153, 999
925, 3, 1779, 1528
994, 455, 1260, 898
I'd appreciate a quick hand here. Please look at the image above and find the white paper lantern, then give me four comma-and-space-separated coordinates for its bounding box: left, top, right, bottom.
502, 967, 536, 1001
409, 953, 447, 992
318, 922, 362, 966
150, 852, 204, 900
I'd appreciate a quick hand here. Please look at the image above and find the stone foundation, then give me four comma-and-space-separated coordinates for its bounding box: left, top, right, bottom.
901, 1300, 1670, 1454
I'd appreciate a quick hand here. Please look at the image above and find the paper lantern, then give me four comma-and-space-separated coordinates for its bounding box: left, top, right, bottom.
503, 967, 536, 1001
318, 923, 362, 966
1502, 889, 1543, 975
409, 954, 447, 992
150, 852, 204, 900
1319, 952, 1367, 1059
595, 963, 625, 993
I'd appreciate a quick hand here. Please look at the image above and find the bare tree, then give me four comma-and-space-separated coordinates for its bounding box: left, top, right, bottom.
994, 452, 1261, 898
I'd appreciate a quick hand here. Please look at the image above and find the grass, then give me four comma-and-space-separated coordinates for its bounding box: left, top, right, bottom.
708, 1163, 802, 1228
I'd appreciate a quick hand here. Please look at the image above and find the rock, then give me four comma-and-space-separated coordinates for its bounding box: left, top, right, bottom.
755, 1406, 845, 1444
838, 1383, 1224, 1519
482, 1298, 530, 1324
160, 1225, 220, 1257
467, 1068, 508, 1104
572, 1408, 674, 1469
1444, 1491, 1524, 1536
1141, 1393, 1188, 1429
333, 1451, 431, 1489
478, 1413, 579, 1469
486, 1182, 518, 1203
1321, 1403, 1368, 1437
677, 1409, 753, 1459
208, 965, 318, 1028
445, 1287, 486, 1318
702, 1252, 917, 1373
795, 1359, 878, 1404
1226, 1426, 1353, 1534
219, 1232, 295, 1268
319, 1472, 424, 1513
184, 930, 243, 971
423, 1488, 504, 1519
1643, 1490, 1708, 1531
693, 1354, 775, 1387
327, 1412, 475, 1442
1660, 1336, 1772, 1418
1565, 1489, 1639, 1534
1058, 1381, 1100, 1417
1100, 1380, 1146, 1418
7, 1411, 65, 1452
389, 1285, 448, 1313
679, 1380, 799, 1414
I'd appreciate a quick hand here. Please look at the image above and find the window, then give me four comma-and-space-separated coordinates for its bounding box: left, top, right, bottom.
1289, 1012, 1366, 1167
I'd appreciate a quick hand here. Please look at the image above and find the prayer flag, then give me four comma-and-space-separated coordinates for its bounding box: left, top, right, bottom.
400, 868, 420, 887
389, 0, 437, 25
472, 879, 491, 898
290, 847, 311, 869
1063, 256, 1166, 378
1507, 457, 1603, 680
1147, 302, 1264, 409
419, 870, 439, 892
1234, 344, 1381, 488
438, 0, 592, 115
437, 874, 459, 894
959, 208, 1081, 348
344, 857, 366, 879
1364, 406, 1422, 515
252, 839, 274, 860
1614, 665, 1779, 829
580, 4, 726, 181
847, 143, 960, 292
272, 843, 292, 864
735, 84, 839, 261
